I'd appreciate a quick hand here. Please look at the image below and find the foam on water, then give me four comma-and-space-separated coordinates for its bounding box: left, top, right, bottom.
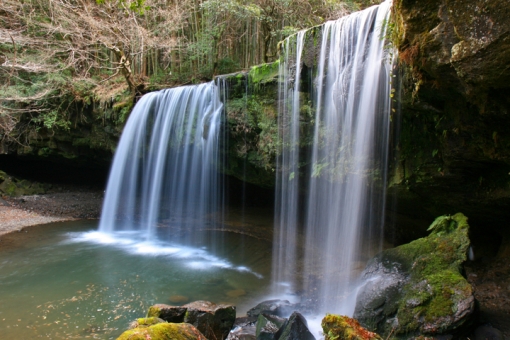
66, 231, 263, 278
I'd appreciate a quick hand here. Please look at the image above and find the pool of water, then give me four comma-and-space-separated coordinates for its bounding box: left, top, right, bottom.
0, 219, 273, 339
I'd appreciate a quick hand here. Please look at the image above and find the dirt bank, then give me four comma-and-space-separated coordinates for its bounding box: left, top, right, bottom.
0, 187, 103, 236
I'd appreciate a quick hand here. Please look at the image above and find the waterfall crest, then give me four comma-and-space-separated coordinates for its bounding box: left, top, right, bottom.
273, 0, 395, 314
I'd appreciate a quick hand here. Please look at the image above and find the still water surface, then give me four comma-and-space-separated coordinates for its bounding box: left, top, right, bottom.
0, 219, 273, 339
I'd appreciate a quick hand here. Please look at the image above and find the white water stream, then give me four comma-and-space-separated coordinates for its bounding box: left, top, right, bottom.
96, 0, 395, 328
273, 0, 395, 316
99, 82, 224, 244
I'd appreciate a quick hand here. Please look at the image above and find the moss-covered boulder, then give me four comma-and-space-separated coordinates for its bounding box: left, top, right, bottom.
354, 213, 475, 338
322, 314, 382, 340
117, 322, 206, 340
0, 170, 48, 196
147, 304, 187, 323
147, 300, 236, 340
129, 317, 166, 329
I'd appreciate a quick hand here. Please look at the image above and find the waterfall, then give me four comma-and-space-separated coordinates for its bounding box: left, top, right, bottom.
273, 0, 395, 315
99, 81, 224, 243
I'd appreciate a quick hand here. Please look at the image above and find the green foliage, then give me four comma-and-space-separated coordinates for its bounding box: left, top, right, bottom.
427, 215, 455, 235
217, 58, 241, 74
201, 0, 261, 20
32, 110, 71, 131
226, 91, 279, 174
112, 92, 134, 124
96, 0, 150, 14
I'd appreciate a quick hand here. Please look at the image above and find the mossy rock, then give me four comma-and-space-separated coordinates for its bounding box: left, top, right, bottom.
0, 170, 47, 196
117, 322, 206, 340
248, 61, 280, 85
129, 317, 166, 329
322, 314, 382, 340
147, 304, 187, 323
147, 300, 236, 340
354, 213, 475, 338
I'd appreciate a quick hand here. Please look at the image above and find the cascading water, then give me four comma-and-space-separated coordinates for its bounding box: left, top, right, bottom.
273, 0, 395, 315
99, 81, 224, 244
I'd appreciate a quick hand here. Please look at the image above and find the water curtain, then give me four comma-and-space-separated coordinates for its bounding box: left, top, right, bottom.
273, 0, 395, 314
99, 81, 225, 243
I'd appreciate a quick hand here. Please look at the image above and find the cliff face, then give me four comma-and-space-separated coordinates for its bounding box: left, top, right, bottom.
388, 0, 510, 247
0, 98, 124, 169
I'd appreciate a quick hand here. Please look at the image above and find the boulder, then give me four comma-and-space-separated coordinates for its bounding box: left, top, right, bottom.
354, 213, 475, 338
321, 314, 382, 340
226, 317, 257, 340
473, 324, 504, 340
117, 322, 206, 340
255, 313, 287, 340
183, 300, 236, 340
148, 300, 236, 340
278, 312, 315, 340
147, 304, 187, 323
246, 299, 296, 318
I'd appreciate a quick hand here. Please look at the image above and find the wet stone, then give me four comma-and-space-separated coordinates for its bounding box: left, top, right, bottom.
246, 299, 296, 318
278, 312, 315, 340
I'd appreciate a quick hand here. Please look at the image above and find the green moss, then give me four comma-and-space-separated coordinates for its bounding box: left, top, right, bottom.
248, 61, 280, 85
72, 138, 91, 147
382, 213, 473, 336
147, 305, 162, 318
136, 317, 165, 327
224, 91, 279, 186
0, 171, 48, 196
37, 147, 51, 157
322, 314, 383, 340
117, 322, 205, 340
112, 94, 134, 125
0, 180, 18, 196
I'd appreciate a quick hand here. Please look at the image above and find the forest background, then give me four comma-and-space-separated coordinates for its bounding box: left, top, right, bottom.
0, 0, 376, 144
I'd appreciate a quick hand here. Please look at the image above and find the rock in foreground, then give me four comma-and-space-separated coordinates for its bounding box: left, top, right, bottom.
278, 312, 315, 340
148, 300, 236, 340
117, 322, 206, 340
322, 314, 382, 340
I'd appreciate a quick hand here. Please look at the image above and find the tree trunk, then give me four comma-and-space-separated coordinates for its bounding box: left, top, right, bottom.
112, 46, 138, 96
